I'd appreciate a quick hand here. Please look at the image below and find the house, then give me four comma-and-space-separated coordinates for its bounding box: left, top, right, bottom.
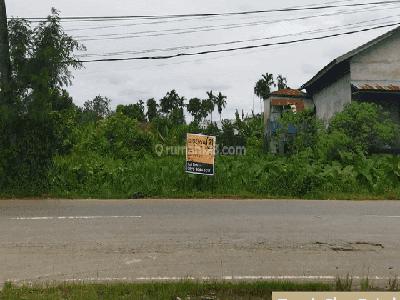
263, 26, 400, 152
301, 26, 400, 148
264, 88, 314, 152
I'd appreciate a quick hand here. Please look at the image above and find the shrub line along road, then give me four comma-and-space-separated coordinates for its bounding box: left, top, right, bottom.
0, 199, 399, 286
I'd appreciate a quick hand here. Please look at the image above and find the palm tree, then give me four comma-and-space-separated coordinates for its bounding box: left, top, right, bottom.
254, 73, 275, 101
276, 74, 289, 90
206, 90, 216, 122
254, 73, 276, 117
215, 92, 227, 122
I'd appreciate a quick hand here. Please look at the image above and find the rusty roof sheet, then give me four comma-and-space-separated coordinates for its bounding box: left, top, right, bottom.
270, 89, 308, 97
352, 80, 400, 92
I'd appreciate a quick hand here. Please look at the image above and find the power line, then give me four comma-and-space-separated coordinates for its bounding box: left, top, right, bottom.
66, 16, 208, 32
74, 5, 398, 41
63, 0, 366, 31
63, 0, 373, 31
77, 16, 400, 58
10, 0, 400, 21
78, 22, 400, 62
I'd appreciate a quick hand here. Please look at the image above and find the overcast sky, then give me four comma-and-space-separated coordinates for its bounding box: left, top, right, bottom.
6, 0, 400, 118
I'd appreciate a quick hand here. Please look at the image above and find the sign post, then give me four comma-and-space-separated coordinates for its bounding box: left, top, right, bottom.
186, 133, 216, 176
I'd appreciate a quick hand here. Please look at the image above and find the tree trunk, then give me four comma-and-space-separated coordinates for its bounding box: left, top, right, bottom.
0, 0, 10, 102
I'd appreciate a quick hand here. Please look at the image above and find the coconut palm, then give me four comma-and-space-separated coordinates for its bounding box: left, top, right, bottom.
206, 90, 216, 122
215, 92, 227, 122
276, 74, 289, 90
254, 73, 275, 101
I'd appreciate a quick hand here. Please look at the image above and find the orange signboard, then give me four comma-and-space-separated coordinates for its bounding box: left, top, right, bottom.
186, 133, 216, 176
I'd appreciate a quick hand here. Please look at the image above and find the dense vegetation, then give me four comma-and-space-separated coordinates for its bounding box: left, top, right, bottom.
1, 276, 399, 299
0, 11, 399, 199
0, 281, 337, 300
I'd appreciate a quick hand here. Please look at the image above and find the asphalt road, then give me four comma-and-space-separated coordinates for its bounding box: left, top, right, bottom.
1, 199, 400, 285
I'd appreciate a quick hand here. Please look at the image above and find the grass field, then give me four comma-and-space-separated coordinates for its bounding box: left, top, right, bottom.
1, 279, 399, 300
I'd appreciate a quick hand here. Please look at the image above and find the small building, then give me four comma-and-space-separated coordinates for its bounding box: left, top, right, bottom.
301, 26, 400, 148
264, 88, 314, 153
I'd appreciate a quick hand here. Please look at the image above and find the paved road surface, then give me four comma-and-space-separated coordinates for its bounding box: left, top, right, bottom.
1, 199, 400, 285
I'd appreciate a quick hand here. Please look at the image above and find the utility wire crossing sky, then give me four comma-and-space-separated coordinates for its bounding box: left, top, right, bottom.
11, 0, 400, 20
6, 0, 400, 117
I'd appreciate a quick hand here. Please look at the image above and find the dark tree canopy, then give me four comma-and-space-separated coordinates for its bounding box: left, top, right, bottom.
276, 74, 289, 90
254, 73, 275, 100
0, 9, 85, 190
187, 97, 203, 123
160, 90, 186, 125
0, 0, 11, 103
82, 95, 111, 123
146, 98, 158, 122
117, 101, 146, 122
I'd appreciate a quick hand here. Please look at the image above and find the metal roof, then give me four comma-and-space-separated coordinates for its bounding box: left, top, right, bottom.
302, 26, 400, 91
270, 89, 309, 98
352, 80, 400, 92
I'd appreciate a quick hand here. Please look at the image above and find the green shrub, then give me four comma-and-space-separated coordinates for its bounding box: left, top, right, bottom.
74, 113, 154, 159
329, 102, 399, 154
275, 109, 322, 155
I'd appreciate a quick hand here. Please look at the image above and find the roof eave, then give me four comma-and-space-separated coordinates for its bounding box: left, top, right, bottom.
270, 94, 311, 99
301, 59, 338, 90
301, 26, 400, 92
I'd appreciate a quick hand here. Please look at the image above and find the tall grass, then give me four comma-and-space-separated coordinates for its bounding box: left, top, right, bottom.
0, 281, 333, 300
39, 152, 400, 200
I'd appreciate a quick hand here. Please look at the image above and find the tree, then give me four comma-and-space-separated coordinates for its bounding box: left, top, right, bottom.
82, 95, 111, 123
215, 92, 227, 121
187, 97, 203, 123
0, 0, 11, 102
219, 118, 246, 150
0, 0, 13, 189
160, 90, 183, 115
275, 109, 322, 155
276, 74, 289, 90
146, 98, 158, 122
1, 9, 85, 191
75, 113, 153, 159
160, 90, 185, 124
205, 90, 216, 122
6, 18, 31, 106
198, 99, 210, 123
116, 101, 146, 122
234, 109, 241, 129
328, 102, 399, 154
204, 122, 220, 137
138, 100, 145, 112
169, 106, 186, 125
254, 73, 275, 101
254, 73, 275, 116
